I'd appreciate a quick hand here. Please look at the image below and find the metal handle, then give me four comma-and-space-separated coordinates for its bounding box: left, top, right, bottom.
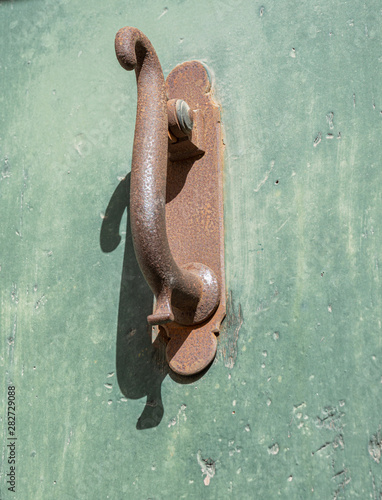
115, 27, 219, 326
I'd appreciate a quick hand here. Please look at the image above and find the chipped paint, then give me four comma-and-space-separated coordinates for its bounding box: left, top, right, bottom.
197, 450, 216, 486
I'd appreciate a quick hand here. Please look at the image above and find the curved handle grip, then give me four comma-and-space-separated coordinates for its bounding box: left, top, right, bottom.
115, 27, 219, 326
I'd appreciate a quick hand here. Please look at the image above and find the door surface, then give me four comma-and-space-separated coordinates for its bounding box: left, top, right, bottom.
1, 1, 382, 498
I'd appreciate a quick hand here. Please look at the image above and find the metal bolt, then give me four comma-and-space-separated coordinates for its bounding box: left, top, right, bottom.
176, 99, 193, 135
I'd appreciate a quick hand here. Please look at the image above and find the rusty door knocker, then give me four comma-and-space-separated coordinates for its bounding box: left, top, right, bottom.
115, 27, 225, 376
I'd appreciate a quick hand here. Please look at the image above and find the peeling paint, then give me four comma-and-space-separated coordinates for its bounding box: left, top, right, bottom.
218, 291, 243, 369
369, 428, 382, 464
197, 450, 216, 486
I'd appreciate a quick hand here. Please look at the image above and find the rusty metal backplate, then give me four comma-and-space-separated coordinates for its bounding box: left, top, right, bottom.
160, 61, 226, 376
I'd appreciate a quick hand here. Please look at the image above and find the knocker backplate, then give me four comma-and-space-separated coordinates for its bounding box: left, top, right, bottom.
159, 61, 226, 376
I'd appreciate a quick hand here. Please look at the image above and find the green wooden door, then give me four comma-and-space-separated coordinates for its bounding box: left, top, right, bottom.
1, 1, 382, 498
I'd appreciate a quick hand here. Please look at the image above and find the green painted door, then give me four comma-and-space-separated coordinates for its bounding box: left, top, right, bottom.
1, 1, 382, 498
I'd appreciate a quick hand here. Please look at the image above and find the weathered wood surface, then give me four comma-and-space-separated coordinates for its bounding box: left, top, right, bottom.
1, 0, 381, 498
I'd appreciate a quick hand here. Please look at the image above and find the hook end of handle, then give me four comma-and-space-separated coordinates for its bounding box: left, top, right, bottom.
148, 292, 175, 325
115, 27, 140, 71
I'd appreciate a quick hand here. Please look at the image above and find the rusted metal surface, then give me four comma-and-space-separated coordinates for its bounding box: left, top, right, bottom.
115, 27, 219, 327
163, 61, 226, 375
115, 27, 225, 375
